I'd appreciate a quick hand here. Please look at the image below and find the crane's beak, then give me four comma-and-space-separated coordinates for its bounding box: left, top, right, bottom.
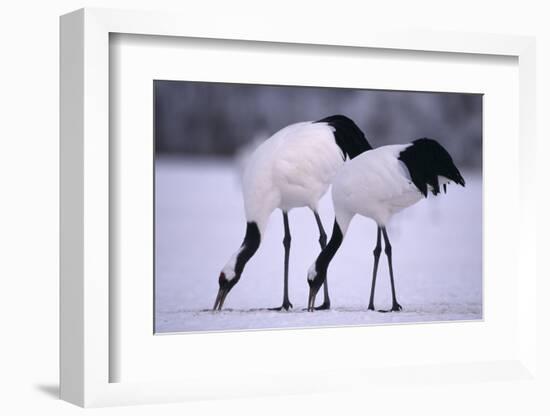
307, 286, 320, 312
213, 287, 229, 311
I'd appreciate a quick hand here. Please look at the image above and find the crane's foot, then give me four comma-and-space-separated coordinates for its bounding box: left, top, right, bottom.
269, 300, 293, 311
367, 303, 375, 311
379, 302, 403, 313
314, 301, 331, 311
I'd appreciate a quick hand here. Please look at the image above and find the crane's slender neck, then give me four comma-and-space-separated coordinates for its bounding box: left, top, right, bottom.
314, 220, 344, 275
234, 222, 261, 276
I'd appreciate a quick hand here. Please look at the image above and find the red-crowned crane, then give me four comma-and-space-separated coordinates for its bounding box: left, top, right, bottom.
306, 138, 465, 312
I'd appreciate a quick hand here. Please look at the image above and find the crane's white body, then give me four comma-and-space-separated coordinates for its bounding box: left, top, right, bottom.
332, 144, 454, 232
242, 121, 344, 233
305, 137, 463, 311
331, 144, 423, 232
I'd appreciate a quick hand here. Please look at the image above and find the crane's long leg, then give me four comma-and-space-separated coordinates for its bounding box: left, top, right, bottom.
313, 211, 331, 310
380, 227, 402, 312
367, 227, 382, 311
269, 211, 293, 311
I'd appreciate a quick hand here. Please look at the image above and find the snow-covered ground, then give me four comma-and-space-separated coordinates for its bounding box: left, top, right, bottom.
155, 157, 482, 333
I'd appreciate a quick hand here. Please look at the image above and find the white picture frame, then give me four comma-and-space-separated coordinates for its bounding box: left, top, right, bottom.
60, 7, 538, 408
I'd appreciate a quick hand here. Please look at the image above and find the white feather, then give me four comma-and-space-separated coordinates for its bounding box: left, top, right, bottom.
242, 121, 344, 233
221, 121, 345, 277
307, 263, 317, 281
331, 144, 423, 230
221, 246, 243, 281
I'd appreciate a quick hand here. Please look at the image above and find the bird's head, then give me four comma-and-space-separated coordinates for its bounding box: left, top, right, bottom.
307, 263, 326, 311
213, 222, 261, 311
212, 263, 241, 311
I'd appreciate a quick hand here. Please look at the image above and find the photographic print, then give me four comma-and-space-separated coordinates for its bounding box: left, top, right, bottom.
154, 81, 482, 333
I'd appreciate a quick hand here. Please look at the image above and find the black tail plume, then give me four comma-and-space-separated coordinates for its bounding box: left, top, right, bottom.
398, 138, 465, 197
315, 115, 372, 159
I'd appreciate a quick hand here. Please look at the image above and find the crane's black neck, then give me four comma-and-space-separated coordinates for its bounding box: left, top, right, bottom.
234, 222, 261, 276
314, 220, 344, 276
315, 115, 372, 160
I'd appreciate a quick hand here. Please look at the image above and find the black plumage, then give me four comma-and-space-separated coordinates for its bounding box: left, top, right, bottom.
399, 138, 465, 197
315, 115, 372, 160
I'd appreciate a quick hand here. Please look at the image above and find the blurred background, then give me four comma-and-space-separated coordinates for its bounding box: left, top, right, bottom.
154, 81, 482, 169
154, 80, 483, 333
